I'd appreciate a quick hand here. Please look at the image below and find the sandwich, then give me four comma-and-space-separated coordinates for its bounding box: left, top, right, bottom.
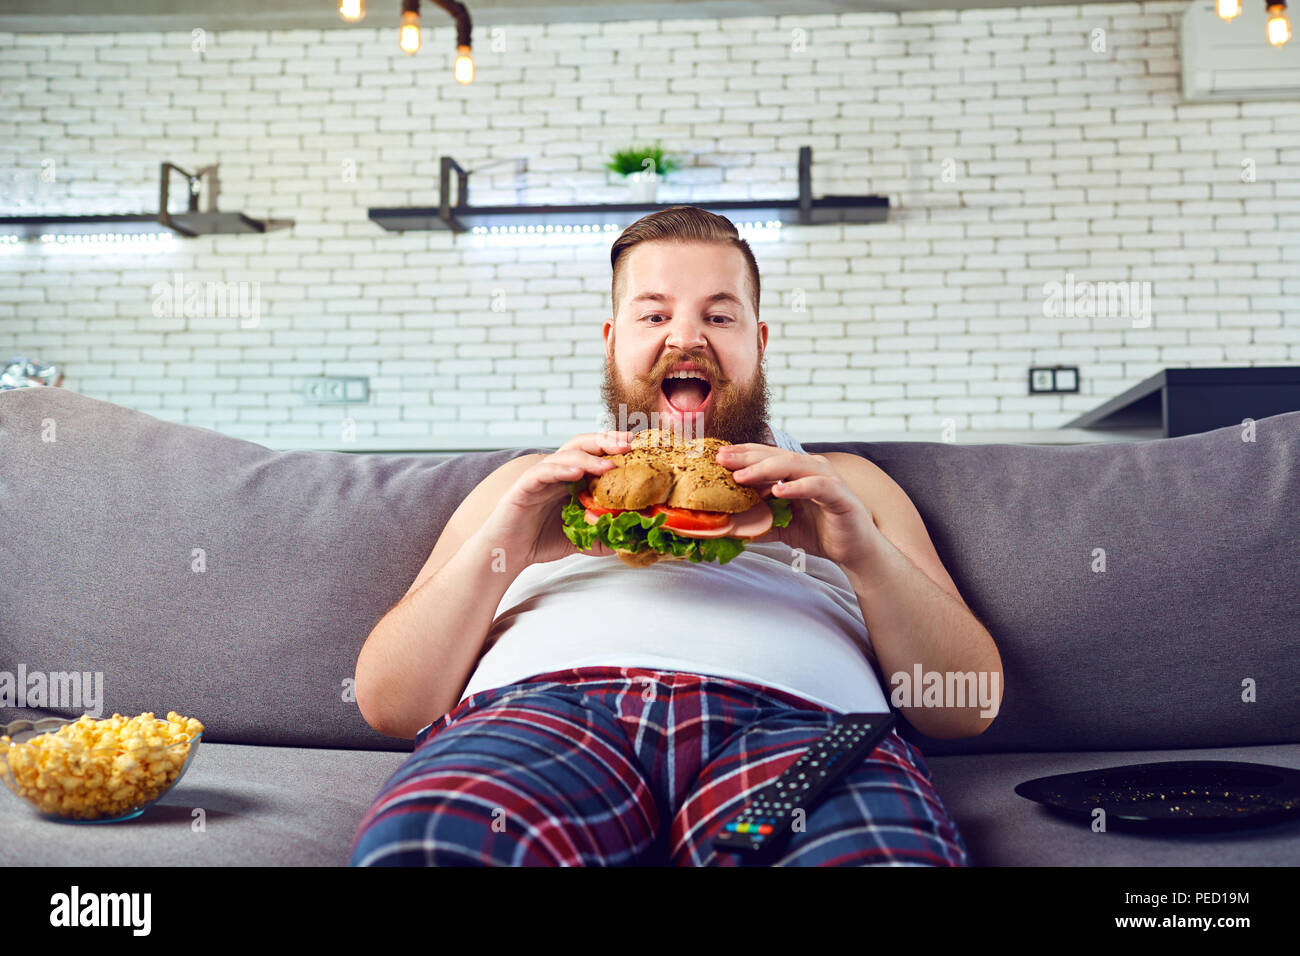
561, 427, 793, 567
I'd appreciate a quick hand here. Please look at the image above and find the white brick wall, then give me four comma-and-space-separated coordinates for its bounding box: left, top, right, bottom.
1, 1, 1297, 448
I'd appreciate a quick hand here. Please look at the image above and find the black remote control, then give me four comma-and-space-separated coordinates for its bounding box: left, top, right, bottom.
711, 711, 897, 865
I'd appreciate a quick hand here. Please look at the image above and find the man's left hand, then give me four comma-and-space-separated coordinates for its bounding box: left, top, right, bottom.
715, 444, 882, 571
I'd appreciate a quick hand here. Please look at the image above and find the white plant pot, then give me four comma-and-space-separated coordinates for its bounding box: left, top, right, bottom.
626, 174, 660, 204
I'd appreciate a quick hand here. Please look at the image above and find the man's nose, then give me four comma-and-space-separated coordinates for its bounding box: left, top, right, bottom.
664, 320, 708, 352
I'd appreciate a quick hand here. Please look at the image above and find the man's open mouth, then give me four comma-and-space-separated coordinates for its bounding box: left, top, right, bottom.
661, 371, 713, 412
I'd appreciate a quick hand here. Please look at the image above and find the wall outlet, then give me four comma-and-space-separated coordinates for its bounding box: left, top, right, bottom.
1028, 366, 1080, 394
303, 376, 370, 404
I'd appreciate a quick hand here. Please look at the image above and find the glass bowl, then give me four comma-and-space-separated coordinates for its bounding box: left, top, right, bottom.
0, 714, 203, 824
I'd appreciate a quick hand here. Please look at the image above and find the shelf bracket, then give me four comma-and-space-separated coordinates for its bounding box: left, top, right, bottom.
158, 162, 212, 237
439, 156, 469, 233
798, 146, 812, 225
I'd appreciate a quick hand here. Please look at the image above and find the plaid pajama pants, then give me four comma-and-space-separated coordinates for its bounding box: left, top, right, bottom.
348, 666, 971, 867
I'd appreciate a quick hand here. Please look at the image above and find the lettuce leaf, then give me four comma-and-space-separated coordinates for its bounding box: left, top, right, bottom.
561, 484, 792, 566
767, 495, 793, 529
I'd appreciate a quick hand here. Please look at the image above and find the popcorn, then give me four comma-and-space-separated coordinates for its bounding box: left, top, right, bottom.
0, 711, 203, 821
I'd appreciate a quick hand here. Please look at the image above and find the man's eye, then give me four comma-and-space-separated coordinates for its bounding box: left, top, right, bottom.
645, 314, 731, 323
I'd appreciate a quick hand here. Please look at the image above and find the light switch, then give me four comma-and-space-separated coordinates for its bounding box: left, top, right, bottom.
302, 376, 370, 405
1028, 365, 1080, 394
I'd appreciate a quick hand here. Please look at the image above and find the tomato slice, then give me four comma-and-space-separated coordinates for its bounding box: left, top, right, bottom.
577, 488, 625, 517
578, 488, 732, 531
646, 503, 732, 532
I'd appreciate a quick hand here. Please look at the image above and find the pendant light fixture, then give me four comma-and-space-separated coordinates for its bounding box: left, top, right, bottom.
1266, 1, 1292, 43
395, 0, 474, 82
398, 0, 421, 54
338, 0, 365, 22
1216, 0, 1291, 44
454, 42, 474, 84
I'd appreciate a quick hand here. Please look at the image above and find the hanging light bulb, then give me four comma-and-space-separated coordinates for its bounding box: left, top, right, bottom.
1216, 0, 1242, 19
338, 0, 365, 22
399, 0, 421, 55
454, 44, 474, 84
1266, 1, 1292, 44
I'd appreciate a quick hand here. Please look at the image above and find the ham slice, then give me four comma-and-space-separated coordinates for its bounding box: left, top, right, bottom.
670, 500, 774, 539
585, 500, 775, 540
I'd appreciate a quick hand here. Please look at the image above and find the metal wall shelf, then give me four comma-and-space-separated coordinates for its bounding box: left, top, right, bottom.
369, 146, 889, 235
0, 163, 292, 241
0, 214, 165, 240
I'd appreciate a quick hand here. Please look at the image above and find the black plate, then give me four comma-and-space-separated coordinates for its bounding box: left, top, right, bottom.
1015, 760, 1300, 832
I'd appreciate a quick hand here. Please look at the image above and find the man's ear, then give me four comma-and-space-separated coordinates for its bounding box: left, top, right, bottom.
602, 318, 614, 361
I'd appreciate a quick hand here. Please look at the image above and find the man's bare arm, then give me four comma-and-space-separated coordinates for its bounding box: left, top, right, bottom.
826, 453, 1004, 740
354, 455, 543, 739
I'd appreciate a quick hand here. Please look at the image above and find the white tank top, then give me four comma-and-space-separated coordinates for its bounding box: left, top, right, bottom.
457, 426, 889, 715
459, 539, 888, 714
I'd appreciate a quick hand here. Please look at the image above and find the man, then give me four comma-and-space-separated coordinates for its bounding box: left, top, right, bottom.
350, 206, 1003, 866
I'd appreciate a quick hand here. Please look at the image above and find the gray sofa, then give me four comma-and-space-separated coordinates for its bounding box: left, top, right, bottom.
2, 385, 1297, 866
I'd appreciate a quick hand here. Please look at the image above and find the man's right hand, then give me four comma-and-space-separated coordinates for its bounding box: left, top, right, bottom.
478, 430, 634, 567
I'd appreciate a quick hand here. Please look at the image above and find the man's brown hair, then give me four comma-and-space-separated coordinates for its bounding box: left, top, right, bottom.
609, 205, 761, 321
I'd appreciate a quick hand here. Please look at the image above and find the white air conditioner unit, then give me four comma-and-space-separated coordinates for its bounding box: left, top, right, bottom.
1181, 0, 1300, 101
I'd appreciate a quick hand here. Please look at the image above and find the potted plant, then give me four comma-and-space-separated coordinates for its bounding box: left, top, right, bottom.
605, 142, 680, 203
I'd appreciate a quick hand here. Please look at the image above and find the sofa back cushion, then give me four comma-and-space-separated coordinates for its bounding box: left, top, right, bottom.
3, 387, 1297, 755
0, 386, 546, 751
805, 410, 1300, 755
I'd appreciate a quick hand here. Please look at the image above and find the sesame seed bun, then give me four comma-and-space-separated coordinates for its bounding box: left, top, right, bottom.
589, 428, 761, 514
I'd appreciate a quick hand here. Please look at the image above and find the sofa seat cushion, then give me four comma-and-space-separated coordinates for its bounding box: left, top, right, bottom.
3, 741, 1296, 866
0, 742, 410, 866
924, 742, 1300, 866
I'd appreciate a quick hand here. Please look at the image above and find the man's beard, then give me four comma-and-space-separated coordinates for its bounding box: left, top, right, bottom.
600, 337, 774, 446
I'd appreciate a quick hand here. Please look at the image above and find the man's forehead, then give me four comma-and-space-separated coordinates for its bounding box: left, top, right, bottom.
622, 243, 748, 292
629, 289, 747, 309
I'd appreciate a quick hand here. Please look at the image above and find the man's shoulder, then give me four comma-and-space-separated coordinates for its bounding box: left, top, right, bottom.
469, 452, 546, 498
495, 451, 548, 472
816, 451, 914, 526
512, 452, 549, 466
815, 452, 970, 611
817, 450, 886, 484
